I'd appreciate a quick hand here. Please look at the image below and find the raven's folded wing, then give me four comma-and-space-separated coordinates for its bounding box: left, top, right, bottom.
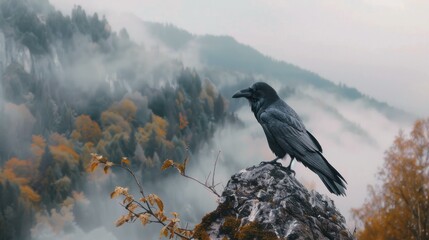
260, 108, 345, 184
260, 107, 320, 154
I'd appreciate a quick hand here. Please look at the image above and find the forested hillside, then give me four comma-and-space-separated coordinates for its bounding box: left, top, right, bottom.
0, 1, 232, 239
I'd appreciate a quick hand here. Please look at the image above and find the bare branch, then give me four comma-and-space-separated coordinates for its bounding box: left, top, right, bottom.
205, 171, 212, 185
174, 149, 222, 198
212, 151, 221, 187
181, 174, 221, 198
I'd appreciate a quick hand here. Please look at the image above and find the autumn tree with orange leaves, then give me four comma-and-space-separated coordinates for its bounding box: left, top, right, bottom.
71, 115, 102, 143
353, 118, 429, 240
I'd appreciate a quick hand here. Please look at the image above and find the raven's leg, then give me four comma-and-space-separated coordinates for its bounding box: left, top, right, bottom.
260, 157, 281, 166
269, 157, 280, 164
260, 156, 295, 175
285, 157, 296, 176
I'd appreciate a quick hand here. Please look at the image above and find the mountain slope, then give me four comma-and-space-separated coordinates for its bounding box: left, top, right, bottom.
142, 21, 413, 122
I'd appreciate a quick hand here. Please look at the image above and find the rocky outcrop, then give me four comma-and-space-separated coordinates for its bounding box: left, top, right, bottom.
194, 164, 354, 240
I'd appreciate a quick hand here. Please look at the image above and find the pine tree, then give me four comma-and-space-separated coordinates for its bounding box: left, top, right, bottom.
145, 130, 157, 158
214, 94, 225, 122
38, 145, 54, 174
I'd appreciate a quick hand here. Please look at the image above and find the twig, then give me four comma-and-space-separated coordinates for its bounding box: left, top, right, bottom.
112, 164, 152, 211
176, 148, 222, 198
182, 174, 221, 198
205, 171, 212, 185
212, 151, 221, 187
121, 201, 191, 240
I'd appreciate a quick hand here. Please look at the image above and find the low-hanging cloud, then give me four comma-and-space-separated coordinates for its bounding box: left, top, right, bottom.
105, 12, 204, 70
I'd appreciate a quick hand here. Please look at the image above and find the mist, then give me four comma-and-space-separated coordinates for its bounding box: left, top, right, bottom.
48, 0, 429, 116
0, 1, 420, 239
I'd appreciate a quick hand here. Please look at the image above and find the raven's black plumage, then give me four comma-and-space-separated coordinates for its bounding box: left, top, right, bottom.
232, 82, 347, 196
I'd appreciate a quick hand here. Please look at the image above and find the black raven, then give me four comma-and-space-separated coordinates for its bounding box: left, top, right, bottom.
232, 82, 347, 196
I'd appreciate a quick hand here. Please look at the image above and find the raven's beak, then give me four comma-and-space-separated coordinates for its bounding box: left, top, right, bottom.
232, 88, 252, 98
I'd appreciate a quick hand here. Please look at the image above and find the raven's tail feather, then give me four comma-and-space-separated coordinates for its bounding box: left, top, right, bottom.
317, 153, 347, 196
300, 152, 347, 196
319, 173, 347, 196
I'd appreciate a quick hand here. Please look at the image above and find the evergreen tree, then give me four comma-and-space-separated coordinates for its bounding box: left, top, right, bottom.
119, 128, 137, 158
144, 130, 157, 158
38, 145, 54, 174
214, 94, 225, 122
127, 128, 137, 158
71, 5, 89, 34
0, 181, 33, 240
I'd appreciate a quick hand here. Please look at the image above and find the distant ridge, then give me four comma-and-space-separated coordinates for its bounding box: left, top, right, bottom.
143, 21, 414, 122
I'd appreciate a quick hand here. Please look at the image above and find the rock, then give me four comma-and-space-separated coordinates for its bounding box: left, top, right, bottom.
194, 164, 355, 240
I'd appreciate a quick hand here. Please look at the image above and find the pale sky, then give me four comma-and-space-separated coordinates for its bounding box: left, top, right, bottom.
50, 0, 429, 116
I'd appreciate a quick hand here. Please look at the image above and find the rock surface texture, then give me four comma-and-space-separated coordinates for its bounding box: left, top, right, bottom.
194, 164, 355, 240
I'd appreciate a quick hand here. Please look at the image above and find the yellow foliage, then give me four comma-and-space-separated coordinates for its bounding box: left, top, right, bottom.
100, 111, 131, 139
50, 144, 79, 165
3, 168, 28, 185
49, 133, 73, 147
161, 158, 188, 175
109, 98, 137, 122
115, 215, 130, 227
161, 159, 174, 170
139, 114, 169, 144
99, 98, 136, 144
74, 115, 102, 143
80, 142, 95, 166
353, 118, 429, 239
20, 185, 41, 203
147, 193, 164, 212
152, 114, 168, 139
121, 157, 130, 166
5, 157, 32, 172
160, 226, 168, 238
31, 135, 46, 159
179, 112, 189, 130
87, 161, 99, 173
70, 130, 81, 141
111, 186, 129, 199
139, 213, 151, 226
2, 158, 33, 185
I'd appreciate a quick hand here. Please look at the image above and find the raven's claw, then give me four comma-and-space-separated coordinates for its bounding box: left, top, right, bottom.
260, 157, 296, 176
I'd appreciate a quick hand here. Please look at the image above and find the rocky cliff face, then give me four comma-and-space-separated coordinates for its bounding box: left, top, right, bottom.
194, 164, 355, 240
0, 29, 62, 80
